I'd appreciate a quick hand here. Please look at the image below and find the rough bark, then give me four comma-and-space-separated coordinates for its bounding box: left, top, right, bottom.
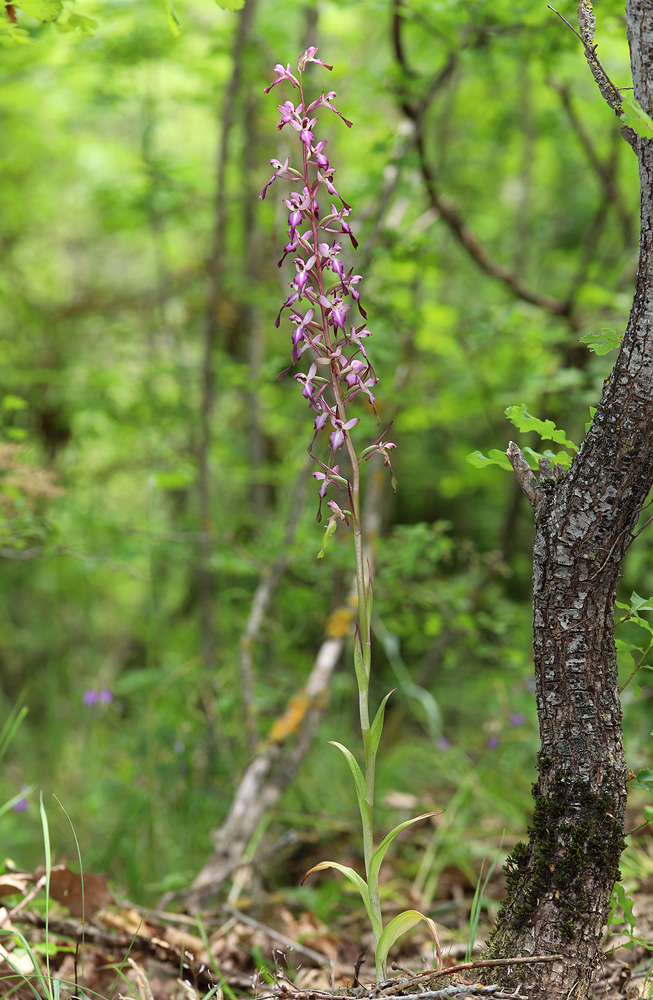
484, 4, 653, 996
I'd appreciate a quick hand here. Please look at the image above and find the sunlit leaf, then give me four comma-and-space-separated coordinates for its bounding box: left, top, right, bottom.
578, 328, 623, 355
16, 0, 61, 19
620, 95, 653, 138
466, 449, 512, 471
376, 909, 441, 974
504, 404, 578, 451
633, 768, 653, 794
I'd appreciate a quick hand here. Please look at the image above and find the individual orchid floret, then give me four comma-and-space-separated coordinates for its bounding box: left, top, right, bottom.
329, 299, 350, 330
294, 361, 320, 404
298, 46, 332, 71
264, 63, 300, 94
305, 91, 353, 128
326, 499, 350, 526
329, 416, 359, 452
260, 157, 298, 201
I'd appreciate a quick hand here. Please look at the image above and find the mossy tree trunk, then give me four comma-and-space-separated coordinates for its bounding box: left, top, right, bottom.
484, 4, 653, 996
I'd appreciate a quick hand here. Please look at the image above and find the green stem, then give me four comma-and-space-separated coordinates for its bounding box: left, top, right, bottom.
299, 67, 383, 976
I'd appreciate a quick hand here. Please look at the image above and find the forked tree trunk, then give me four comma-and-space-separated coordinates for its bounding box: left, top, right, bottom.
484, 4, 653, 996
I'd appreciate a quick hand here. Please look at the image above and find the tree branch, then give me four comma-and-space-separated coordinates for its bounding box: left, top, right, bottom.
506, 441, 544, 517
391, 10, 570, 317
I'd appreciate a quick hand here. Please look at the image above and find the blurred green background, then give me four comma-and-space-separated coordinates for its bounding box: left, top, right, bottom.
1, 0, 650, 915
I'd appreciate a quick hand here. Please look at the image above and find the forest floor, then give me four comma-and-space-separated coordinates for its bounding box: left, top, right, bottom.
1, 857, 652, 1000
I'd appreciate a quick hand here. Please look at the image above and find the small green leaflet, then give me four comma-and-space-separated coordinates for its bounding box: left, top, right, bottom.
467, 449, 512, 471
633, 768, 653, 795
504, 404, 578, 451
578, 328, 623, 356
215, 0, 245, 8
467, 446, 572, 473
608, 882, 636, 936
616, 591, 653, 615
16, 0, 61, 19
56, 12, 98, 34
467, 404, 577, 474
620, 95, 653, 139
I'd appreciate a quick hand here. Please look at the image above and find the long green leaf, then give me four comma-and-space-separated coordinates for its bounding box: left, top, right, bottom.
301, 861, 380, 937
328, 741, 372, 834
376, 909, 441, 977
0, 928, 51, 998
39, 793, 53, 1000
368, 812, 438, 889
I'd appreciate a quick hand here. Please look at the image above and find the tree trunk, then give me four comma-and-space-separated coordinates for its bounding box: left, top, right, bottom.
484, 4, 653, 996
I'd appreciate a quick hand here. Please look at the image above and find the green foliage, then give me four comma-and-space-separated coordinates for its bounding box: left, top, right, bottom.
0, 0, 646, 960
468, 404, 578, 472
620, 94, 653, 138
616, 592, 653, 697
578, 327, 623, 355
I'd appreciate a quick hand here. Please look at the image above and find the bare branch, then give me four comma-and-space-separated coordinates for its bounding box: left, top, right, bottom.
390, 12, 569, 317
548, 3, 637, 149
550, 79, 634, 245
506, 441, 544, 516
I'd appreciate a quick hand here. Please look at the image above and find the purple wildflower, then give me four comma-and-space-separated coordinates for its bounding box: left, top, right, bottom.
83, 688, 113, 706
485, 734, 500, 750
262, 47, 396, 516
13, 786, 30, 812
510, 713, 526, 727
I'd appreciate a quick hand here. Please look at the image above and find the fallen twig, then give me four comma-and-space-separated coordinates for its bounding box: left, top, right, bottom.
371, 955, 564, 996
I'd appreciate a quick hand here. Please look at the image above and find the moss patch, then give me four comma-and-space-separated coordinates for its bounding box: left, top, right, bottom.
487, 773, 624, 953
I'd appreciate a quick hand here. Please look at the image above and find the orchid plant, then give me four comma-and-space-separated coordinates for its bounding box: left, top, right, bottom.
260, 48, 440, 983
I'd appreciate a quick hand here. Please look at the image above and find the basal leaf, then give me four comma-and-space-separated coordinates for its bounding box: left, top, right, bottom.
376, 909, 441, 975
466, 449, 512, 471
